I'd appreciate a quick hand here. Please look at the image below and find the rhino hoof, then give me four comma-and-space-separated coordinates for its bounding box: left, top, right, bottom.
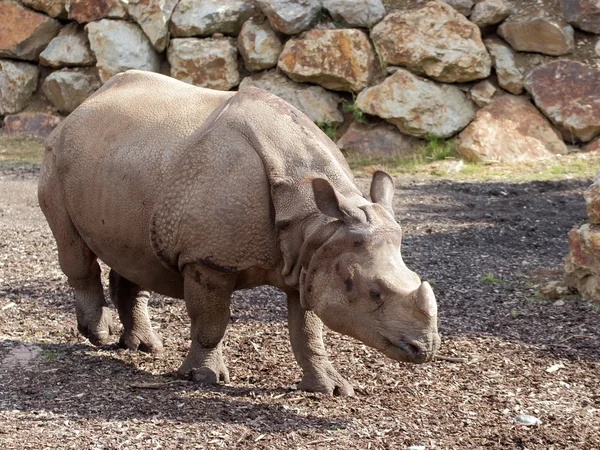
119, 331, 164, 354
297, 372, 355, 397
190, 367, 230, 385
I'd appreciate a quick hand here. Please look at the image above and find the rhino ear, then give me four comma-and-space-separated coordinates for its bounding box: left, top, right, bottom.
370, 170, 395, 214
312, 178, 354, 220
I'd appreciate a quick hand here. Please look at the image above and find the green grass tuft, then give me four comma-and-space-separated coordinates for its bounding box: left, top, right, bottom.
316, 122, 337, 140
481, 273, 502, 284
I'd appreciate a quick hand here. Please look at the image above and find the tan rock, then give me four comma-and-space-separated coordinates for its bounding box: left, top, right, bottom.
127, 0, 178, 52
170, 0, 256, 38
3, 112, 61, 139
256, 0, 322, 35
337, 121, 423, 158
0, 59, 39, 115
21, 0, 67, 18
371, 2, 491, 83
469, 0, 511, 28
585, 173, 600, 224
470, 79, 497, 107
278, 28, 374, 92
67, 0, 128, 23
238, 17, 282, 72
440, 0, 473, 16
587, 138, 600, 152
484, 37, 522, 95
42, 68, 102, 113
524, 60, 600, 143
565, 224, 600, 303
239, 70, 342, 123
86, 20, 161, 83
39, 23, 95, 68
168, 37, 239, 90
0, 2, 61, 61
355, 68, 476, 138
560, 0, 600, 34
458, 95, 567, 163
498, 12, 574, 56
323, 0, 386, 28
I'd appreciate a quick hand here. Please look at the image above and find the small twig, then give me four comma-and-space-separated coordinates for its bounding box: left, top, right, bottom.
307, 438, 336, 445
435, 355, 470, 363
129, 380, 187, 389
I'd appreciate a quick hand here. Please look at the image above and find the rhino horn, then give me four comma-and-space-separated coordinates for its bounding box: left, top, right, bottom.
414, 281, 437, 317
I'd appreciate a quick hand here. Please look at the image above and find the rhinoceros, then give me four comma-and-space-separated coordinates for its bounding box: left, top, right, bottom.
38, 70, 440, 395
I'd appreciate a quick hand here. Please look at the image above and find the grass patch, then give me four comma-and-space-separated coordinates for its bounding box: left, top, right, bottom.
341, 99, 369, 124
316, 122, 338, 140
0, 135, 45, 168
42, 349, 58, 361
481, 273, 502, 284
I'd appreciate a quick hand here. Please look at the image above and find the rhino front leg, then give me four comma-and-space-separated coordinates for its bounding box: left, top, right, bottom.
287, 293, 354, 396
177, 265, 235, 385
108, 270, 163, 353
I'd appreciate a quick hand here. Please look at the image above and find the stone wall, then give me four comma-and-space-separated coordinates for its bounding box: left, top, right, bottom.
0, 0, 599, 160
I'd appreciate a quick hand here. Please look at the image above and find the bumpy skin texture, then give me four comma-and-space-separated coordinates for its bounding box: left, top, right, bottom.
39, 71, 440, 395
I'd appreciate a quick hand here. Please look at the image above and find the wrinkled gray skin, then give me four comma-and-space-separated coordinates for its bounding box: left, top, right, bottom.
38, 70, 440, 396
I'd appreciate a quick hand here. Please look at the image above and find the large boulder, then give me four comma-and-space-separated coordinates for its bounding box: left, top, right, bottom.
439, 0, 473, 16
337, 121, 422, 158
586, 174, 600, 224
238, 17, 283, 72
560, 0, 600, 34
355, 68, 476, 138
484, 37, 523, 95
498, 12, 574, 56
524, 60, 600, 143
323, 0, 386, 28
239, 69, 342, 123
170, 0, 256, 38
278, 28, 375, 92
457, 95, 567, 163
371, 2, 491, 83
0, 1, 61, 61
42, 68, 102, 114
39, 23, 95, 68
256, 0, 322, 35
565, 224, 600, 303
66, 0, 128, 23
127, 0, 179, 52
3, 112, 61, 139
469, 0, 511, 28
0, 59, 39, 115
85, 20, 161, 83
167, 37, 239, 90
21, 0, 67, 18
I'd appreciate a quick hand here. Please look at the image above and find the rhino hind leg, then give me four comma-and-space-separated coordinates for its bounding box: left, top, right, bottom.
287, 293, 354, 396
38, 156, 114, 346
177, 264, 236, 385
108, 270, 163, 353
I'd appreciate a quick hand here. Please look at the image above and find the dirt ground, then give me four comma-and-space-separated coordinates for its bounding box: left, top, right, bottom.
1, 162, 599, 450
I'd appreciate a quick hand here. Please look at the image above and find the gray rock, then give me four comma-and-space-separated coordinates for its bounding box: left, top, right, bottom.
238, 17, 283, 72
498, 12, 574, 56
0, 2, 61, 61
42, 68, 102, 114
513, 414, 541, 426
371, 2, 491, 83
470, 79, 497, 107
440, 0, 473, 16
323, 0, 386, 28
278, 28, 375, 92
127, 0, 179, 52
168, 37, 239, 90
85, 20, 161, 83
470, 0, 511, 28
484, 37, 523, 95
337, 121, 423, 157
560, 0, 600, 34
458, 95, 566, 163
256, 0, 322, 35
0, 59, 39, 115
170, 0, 257, 38
39, 23, 95, 68
239, 69, 342, 123
355, 68, 476, 138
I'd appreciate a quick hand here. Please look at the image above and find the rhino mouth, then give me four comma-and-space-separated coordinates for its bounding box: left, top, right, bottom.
381, 336, 431, 364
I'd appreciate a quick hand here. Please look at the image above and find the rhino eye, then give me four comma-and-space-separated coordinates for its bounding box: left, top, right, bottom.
369, 289, 382, 302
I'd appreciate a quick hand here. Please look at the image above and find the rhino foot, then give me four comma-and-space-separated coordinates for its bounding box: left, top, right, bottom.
77, 306, 115, 346
119, 330, 164, 354
177, 344, 230, 385
297, 365, 354, 396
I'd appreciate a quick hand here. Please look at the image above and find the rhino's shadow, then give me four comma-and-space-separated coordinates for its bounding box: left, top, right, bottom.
0, 340, 347, 432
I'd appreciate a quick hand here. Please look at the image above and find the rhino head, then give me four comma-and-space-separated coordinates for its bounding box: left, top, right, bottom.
300, 171, 440, 364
